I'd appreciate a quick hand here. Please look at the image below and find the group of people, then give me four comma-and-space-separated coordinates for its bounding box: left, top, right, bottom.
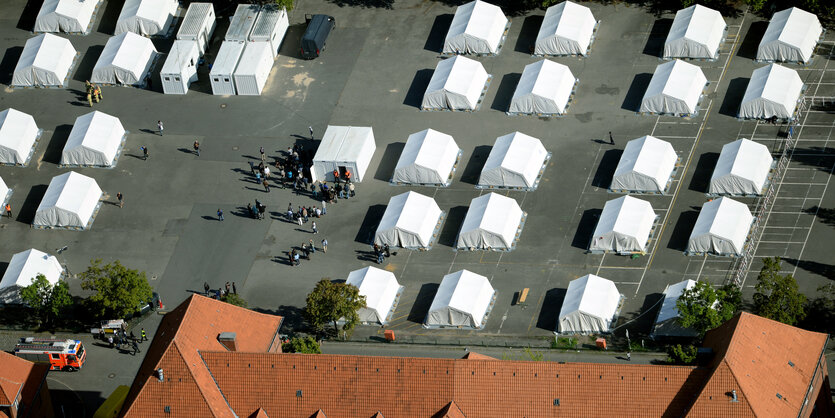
84, 81, 103, 107
287, 238, 328, 266
105, 327, 147, 355
372, 243, 391, 264
247, 200, 267, 219
203, 281, 237, 298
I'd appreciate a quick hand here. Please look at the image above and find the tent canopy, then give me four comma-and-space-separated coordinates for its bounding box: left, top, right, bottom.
457, 193, 524, 250
115, 0, 177, 36
13, 34, 76, 88
0, 108, 40, 165
34, 0, 98, 34
375, 191, 443, 249
709, 138, 773, 196
757, 7, 822, 63
640, 60, 707, 115
345, 267, 402, 324
62, 111, 125, 167
611, 135, 677, 193
443, 0, 508, 55
652, 279, 699, 337
535, 1, 596, 56
508, 59, 576, 115
739, 64, 803, 120
478, 132, 549, 189
311, 126, 376, 183
34, 171, 103, 229
589, 196, 656, 253
0, 249, 63, 305
687, 197, 753, 255
558, 274, 621, 334
426, 270, 495, 328
0, 176, 8, 205
91, 32, 157, 85
664, 4, 726, 59
422, 56, 489, 111
392, 129, 460, 186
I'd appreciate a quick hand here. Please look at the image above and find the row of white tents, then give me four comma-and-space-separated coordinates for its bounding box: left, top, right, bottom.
34, 0, 176, 36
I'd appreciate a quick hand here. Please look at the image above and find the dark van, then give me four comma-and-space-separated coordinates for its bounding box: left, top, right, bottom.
301, 14, 335, 60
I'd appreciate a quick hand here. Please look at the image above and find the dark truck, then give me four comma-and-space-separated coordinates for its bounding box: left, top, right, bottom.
301, 14, 335, 60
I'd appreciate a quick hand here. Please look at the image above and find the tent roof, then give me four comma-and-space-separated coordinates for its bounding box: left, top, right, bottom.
510, 59, 575, 113
642, 60, 707, 114
457, 193, 523, 249
14, 33, 75, 76
63, 111, 125, 165
428, 270, 494, 327
559, 274, 620, 323
710, 138, 773, 194
0, 249, 62, 290
35, 171, 102, 221
36, 0, 98, 30
0, 176, 7, 201
0, 109, 39, 164
444, 0, 507, 54
479, 132, 548, 188
94, 32, 157, 77
689, 197, 753, 254
376, 191, 442, 245
758, 7, 822, 63
537, 1, 596, 48
612, 135, 677, 193
313, 126, 375, 163
656, 279, 697, 325
740, 64, 803, 116
424, 55, 488, 109
393, 129, 460, 184
117, 0, 176, 28
664, 4, 726, 58
590, 196, 656, 250
345, 267, 401, 323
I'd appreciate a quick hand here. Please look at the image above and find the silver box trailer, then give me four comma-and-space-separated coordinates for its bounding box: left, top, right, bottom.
160, 40, 200, 94
225, 4, 259, 42
176, 2, 216, 56
248, 5, 289, 58
210, 40, 245, 95
233, 41, 273, 96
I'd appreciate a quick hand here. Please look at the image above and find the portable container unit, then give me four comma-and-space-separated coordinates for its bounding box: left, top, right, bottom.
249, 5, 289, 58
160, 40, 200, 95
233, 41, 273, 96
210, 41, 245, 95
176, 2, 216, 56
225, 4, 259, 42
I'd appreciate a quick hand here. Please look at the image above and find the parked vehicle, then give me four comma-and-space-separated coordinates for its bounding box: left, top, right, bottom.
301, 14, 335, 60
14, 338, 86, 371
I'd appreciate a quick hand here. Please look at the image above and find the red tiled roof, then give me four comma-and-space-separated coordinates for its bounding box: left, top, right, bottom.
311, 410, 326, 418
250, 408, 269, 418
434, 401, 464, 418
0, 377, 20, 407
0, 351, 49, 410
460, 352, 493, 360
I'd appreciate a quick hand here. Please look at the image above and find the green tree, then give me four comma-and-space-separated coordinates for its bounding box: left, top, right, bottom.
282, 336, 321, 353
304, 279, 366, 335
753, 257, 806, 325
221, 293, 248, 308
666, 344, 698, 365
79, 259, 153, 319
743, 0, 767, 12
19, 274, 72, 326
676, 281, 741, 338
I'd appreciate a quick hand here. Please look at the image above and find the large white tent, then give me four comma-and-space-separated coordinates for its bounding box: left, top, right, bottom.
478, 132, 550, 190
374, 191, 443, 250
443, 0, 508, 55
535, 1, 597, 56
652, 279, 699, 338
422, 56, 490, 111
34, 171, 103, 230
739, 64, 804, 120
663, 4, 726, 60
610, 135, 677, 194
558, 274, 621, 334
709, 138, 773, 196
34, 0, 100, 34
12, 34, 76, 88
115, 0, 177, 37
0, 176, 8, 206
640, 60, 707, 116
589, 196, 656, 254
508, 59, 576, 116
0, 108, 40, 165
61, 111, 125, 167
345, 266, 404, 325
391, 129, 461, 186
0, 249, 63, 305
687, 197, 753, 256
425, 270, 495, 329
91, 32, 157, 86
757, 7, 822, 64
311, 126, 376, 183
457, 193, 525, 251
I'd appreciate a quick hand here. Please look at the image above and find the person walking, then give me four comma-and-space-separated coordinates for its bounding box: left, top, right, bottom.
117, 192, 124, 208
157, 120, 164, 136
4, 203, 11, 218
321, 238, 328, 253
626, 352, 631, 361
141, 328, 147, 341
193, 140, 200, 156
204, 282, 210, 296
348, 182, 355, 198
232, 282, 237, 294
94, 85, 102, 102
384, 244, 390, 257
260, 146, 266, 162
249, 161, 256, 175
321, 200, 327, 215
609, 131, 614, 145
311, 221, 318, 234
309, 126, 314, 139
309, 238, 316, 253
131, 341, 140, 355
302, 243, 310, 260
141, 146, 148, 160
225, 282, 231, 294
263, 178, 270, 193
217, 209, 224, 221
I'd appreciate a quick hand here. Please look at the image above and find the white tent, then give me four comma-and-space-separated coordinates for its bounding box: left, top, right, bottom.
508, 59, 576, 115
739, 64, 803, 120
422, 56, 489, 111
160, 40, 200, 95
478, 132, 550, 190
12, 34, 76, 88
558, 274, 621, 334
663, 4, 726, 60
115, 0, 177, 37
34, 172, 103, 229
0, 108, 40, 165
374, 191, 443, 250
34, 0, 99, 34
456, 193, 524, 251
757, 7, 822, 64
589, 196, 656, 254
391, 129, 461, 186
443, 0, 508, 55
61, 111, 125, 167
0, 249, 63, 305
652, 279, 698, 338
345, 267, 403, 325
311, 126, 376, 183
425, 270, 495, 329
91, 32, 157, 86
709, 138, 773, 196
535, 1, 597, 56
687, 197, 753, 256
0, 176, 8, 206
610, 135, 677, 194
640, 60, 707, 116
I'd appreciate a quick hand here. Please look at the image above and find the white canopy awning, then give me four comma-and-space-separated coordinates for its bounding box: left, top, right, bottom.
640, 60, 707, 115
709, 138, 773, 196
13, 34, 76, 88
422, 56, 489, 111
443, 0, 508, 55
558, 274, 621, 334
115, 0, 177, 37
0, 108, 40, 165
34, 0, 99, 34
589, 196, 656, 253
0, 176, 8, 205
91, 32, 157, 86
611, 135, 677, 194
687, 197, 753, 255
478, 132, 549, 190
375, 191, 443, 249
345, 266, 403, 325
757, 7, 822, 63
508, 59, 576, 115
311, 126, 376, 183
739, 64, 803, 120
425, 270, 495, 328
0, 249, 63, 305
535, 1, 596, 56
663, 4, 726, 59
34, 171, 103, 229
62, 111, 125, 167
457, 193, 524, 251
392, 129, 460, 186
652, 279, 698, 337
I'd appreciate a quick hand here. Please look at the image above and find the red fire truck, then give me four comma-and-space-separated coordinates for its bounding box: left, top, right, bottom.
14, 338, 86, 372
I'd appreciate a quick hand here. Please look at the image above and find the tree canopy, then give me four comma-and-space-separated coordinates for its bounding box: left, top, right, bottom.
221, 293, 248, 308
304, 279, 366, 334
79, 259, 153, 319
676, 281, 741, 338
282, 336, 321, 353
19, 274, 72, 327
753, 257, 806, 325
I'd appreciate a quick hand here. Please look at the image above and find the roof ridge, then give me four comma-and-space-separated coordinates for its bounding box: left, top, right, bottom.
199, 348, 236, 417
719, 358, 757, 416
171, 340, 224, 418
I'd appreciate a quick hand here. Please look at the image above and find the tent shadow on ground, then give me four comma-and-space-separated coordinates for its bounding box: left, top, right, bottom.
591, 148, 623, 189
437, 205, 468, 247
16, 0, 42, 31
42, 124, 72, 164
535, 288, 565, 331
621, 73, 652, 111
803, 205, 835, 228
407, 283, 439, 324
424, 14, 453, 52
73, 45, 104, 82
571, 208, 601, 250
788, 146, 835, 174
623, 292, 665, 339
354, 204, 386, 244
373, 142, 405, 181
783, 257, 835, 280
642, 18, 672, 57
514, 15, 543, 54
490, 72, 520, 112
718, 77, 748, 117
737, 21, 768, 60
0, 47, 23, 86
666, 210, 699, 251
687, 152, 719, 193
95, 0, 123, 35
403, 69, 434, 109
459, 145, 492, 184
15, 184, 47, 225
